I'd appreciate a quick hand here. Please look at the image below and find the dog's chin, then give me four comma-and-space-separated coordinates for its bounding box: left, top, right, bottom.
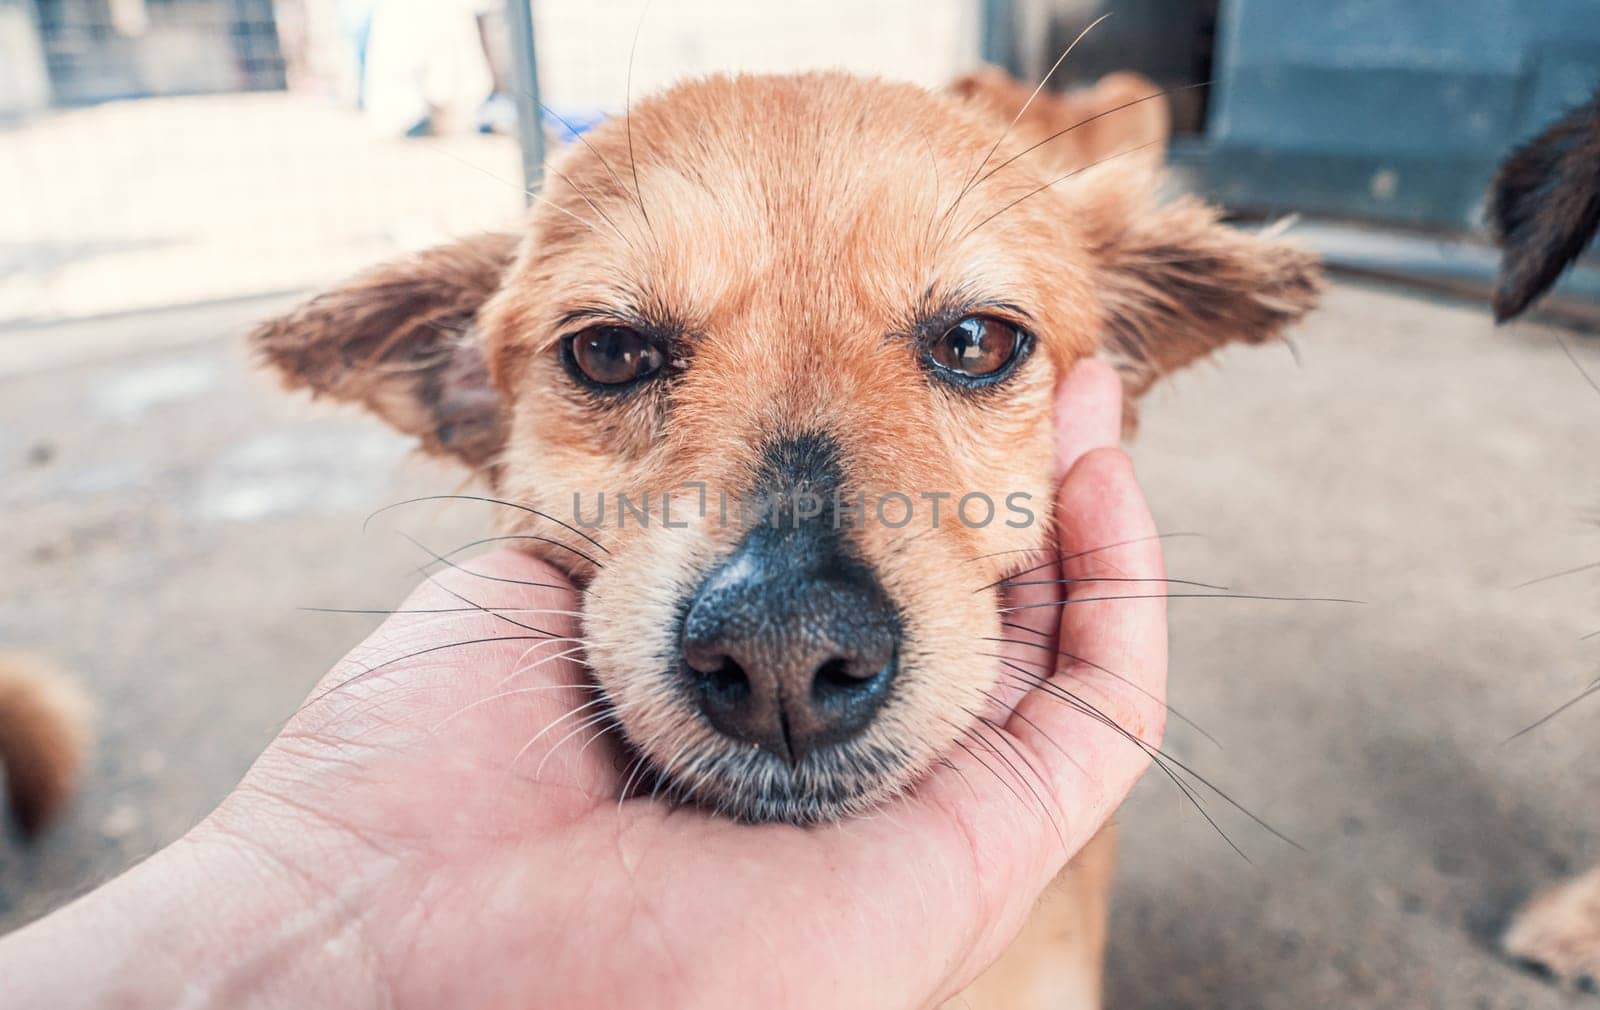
638, 736, 916, 825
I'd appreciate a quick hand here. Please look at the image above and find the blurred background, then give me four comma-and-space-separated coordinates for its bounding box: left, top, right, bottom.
2, 2, 1600, 1007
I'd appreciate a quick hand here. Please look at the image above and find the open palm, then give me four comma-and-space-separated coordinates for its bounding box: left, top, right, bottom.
10, 360, 1165, 1010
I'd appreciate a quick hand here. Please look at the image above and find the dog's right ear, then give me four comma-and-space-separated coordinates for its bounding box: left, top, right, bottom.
1488, 88, 1600, 322
252, 232, 520, 469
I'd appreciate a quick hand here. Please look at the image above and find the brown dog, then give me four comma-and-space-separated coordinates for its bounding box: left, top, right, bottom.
0, 654, 91, 837
253, 68, 1319, 1006
1489, 84, 1600, 992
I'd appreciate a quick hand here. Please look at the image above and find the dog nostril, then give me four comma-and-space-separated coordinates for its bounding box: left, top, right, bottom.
813, 657, 856, 690
811, 655, 889, 698
699, 656, 751, 701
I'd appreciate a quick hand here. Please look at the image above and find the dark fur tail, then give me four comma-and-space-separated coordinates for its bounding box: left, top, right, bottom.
1488, 88, 1600, 322
0, 655, 91, 836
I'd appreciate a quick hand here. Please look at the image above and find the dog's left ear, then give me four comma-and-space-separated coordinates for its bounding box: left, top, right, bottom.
252, 232, 519, 469
1076, 174, 1322, 404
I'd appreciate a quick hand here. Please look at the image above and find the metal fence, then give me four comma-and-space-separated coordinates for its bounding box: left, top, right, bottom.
4, 0, 1597, 326
17, 0, 285, 108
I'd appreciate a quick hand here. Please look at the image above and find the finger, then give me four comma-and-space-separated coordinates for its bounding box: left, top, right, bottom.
994, 357, 1126, 696
998, 356, 1126, 662
1051, 355, 1123, 481
904, 449, 1166, 998
1008, 447, 1168, 816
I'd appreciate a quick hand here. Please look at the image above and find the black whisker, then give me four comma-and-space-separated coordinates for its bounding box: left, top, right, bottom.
415, 140, 598, 235
999, 574, 1230, 592
432, 533, 603, 571
1554, 331, 1600, 399
623, 0, 654, 234
365, 494, 609, 555
960, 141, 1163, 243
1000, 619, 1054, 642
979, 686, 1092, 780
399, 532, 571, 591
975, 81, 1210, 189
304, 633, 566, 714
1505, 679, 1600, 742
299, 606, 533, 616
969, 532, 1201, 592
535, 100, 638, 218
967, 708, 1051, 792
915, 125, 947, 254
948, 731, 1027, 813
980, 643, 1219, 748
410, 568, 574, 637
943, 13, 1112, 223
1511, 559, 1600, 590
962, 714, 1066, 847
935, 755, 979, 800
1002, 591, 1363, 614
541, 159, 633, 246
996, 663, 1249, 861
999, 658, 1301, 853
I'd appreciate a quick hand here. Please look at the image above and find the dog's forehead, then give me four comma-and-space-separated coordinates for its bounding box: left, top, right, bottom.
517, 73, 1076, 339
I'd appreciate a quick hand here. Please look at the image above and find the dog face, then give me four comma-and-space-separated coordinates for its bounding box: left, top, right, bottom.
256, 72, 1319, 822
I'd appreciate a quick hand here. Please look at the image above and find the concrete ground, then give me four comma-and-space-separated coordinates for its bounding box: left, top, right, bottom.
1, 279, 1598, 1009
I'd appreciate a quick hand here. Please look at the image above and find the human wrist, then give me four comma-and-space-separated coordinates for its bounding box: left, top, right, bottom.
0, 794, 391, 1010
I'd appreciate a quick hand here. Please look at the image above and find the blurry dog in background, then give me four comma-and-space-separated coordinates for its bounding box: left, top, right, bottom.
1489, 84, 1600, 991
0, 655, 91, 838
1489, 86, 1600, 323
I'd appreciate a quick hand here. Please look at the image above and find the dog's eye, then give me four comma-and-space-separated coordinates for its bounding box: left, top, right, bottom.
568, 326, 664, 387
927, 315, 1024, 381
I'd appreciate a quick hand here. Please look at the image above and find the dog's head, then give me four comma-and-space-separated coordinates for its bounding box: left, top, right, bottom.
256, 72, 1318, 822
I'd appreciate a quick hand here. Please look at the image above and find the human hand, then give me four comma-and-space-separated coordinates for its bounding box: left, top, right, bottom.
2, 358, 1166, 1010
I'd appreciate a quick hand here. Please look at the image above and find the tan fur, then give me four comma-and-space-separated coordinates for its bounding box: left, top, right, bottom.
254, 69, 1321, 1006
948, 66, 1171, 175
956, 825, 1117, 1009
0, 653, 92, 836
253, 232, 520, 471
1505, 865, 1600, 990
1088, 196, 1322, 403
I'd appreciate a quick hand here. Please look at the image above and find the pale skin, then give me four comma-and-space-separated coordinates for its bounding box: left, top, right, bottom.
0, 358, 1167, 1010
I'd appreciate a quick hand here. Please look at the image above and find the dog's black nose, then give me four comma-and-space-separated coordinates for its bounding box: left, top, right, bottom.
679, 435, 900, 765
681, 556, 899, 763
